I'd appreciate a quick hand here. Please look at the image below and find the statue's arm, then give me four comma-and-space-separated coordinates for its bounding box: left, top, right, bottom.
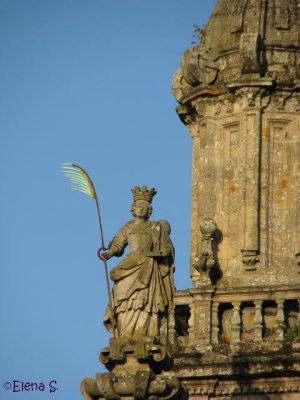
147, 220, 174, 259
101, 223, 129, 260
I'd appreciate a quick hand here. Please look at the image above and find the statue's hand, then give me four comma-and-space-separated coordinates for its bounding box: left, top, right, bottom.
97, 247, 111, 261
101, 252, 112, 260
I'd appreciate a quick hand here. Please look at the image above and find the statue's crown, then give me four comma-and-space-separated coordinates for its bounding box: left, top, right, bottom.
131, 186, 157, 203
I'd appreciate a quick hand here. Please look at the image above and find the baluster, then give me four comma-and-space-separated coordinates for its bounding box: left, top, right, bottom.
168, 307, 176, 345
253, 300, 263, 342
276, 299, 285, 341
231, 302, 241, 344
211, 302, 219, 345
187, 302, 196, 344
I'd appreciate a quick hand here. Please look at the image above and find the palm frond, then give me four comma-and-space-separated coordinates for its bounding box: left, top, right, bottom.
61, 163, 96, 199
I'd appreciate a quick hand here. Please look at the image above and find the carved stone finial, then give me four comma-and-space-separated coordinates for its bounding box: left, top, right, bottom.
194, 218, 218, 275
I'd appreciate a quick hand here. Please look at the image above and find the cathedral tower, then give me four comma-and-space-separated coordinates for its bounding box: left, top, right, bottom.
171, 0, 300, 398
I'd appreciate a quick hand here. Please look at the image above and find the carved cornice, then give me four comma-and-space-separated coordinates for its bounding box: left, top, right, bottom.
172, 350, 300, 376
175, 84, 300, 128
178, 86, 226, 106
181, 377, 300, 397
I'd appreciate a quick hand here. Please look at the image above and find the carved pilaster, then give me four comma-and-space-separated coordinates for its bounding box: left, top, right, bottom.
240, 90, 262, 270
264, 117, 299, 270
225, 82, 274, 272
194, 300, 211, 344
231, 302, 241, 344
187, 289, 214, 348
253, 301, 263, 342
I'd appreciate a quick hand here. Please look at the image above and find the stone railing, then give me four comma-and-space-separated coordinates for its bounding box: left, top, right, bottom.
173, 288, 300, 349
212, 298, 300, 345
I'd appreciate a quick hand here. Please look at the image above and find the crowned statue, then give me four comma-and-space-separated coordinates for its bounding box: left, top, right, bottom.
101, 186, 175, 340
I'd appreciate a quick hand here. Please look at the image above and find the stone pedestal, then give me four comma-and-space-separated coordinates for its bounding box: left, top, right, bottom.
81, 337, 186, 400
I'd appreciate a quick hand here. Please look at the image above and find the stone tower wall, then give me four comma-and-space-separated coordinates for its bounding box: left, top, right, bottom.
183, 87, 300, 283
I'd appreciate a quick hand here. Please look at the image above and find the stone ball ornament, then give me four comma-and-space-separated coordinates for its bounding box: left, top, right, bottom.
199, 218, 217, 237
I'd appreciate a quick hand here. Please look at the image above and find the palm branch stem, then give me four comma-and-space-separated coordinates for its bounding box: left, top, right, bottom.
95, 196, 118, 337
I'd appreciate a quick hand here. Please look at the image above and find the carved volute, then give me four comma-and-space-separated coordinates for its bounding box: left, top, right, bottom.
172, 0, 300, 104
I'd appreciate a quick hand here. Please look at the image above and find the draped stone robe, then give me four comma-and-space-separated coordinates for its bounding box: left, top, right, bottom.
104, 219, 175, 338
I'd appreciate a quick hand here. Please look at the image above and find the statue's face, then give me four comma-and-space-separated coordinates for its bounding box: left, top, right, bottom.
132, 200, 150, 219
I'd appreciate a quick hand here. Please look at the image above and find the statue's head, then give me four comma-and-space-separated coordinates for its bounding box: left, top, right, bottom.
130, 186, 156, 220
131, 199, 152, 220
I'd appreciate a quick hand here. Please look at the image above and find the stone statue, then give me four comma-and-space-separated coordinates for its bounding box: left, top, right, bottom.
101, 186, 175, 339
81, 188, 184, 400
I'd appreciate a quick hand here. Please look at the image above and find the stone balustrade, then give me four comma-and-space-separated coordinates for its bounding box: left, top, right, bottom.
214, 298, 300, 345
173, 289, 300, 348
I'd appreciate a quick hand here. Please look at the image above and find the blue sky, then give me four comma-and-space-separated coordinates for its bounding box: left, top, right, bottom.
0, 1, 216, 399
